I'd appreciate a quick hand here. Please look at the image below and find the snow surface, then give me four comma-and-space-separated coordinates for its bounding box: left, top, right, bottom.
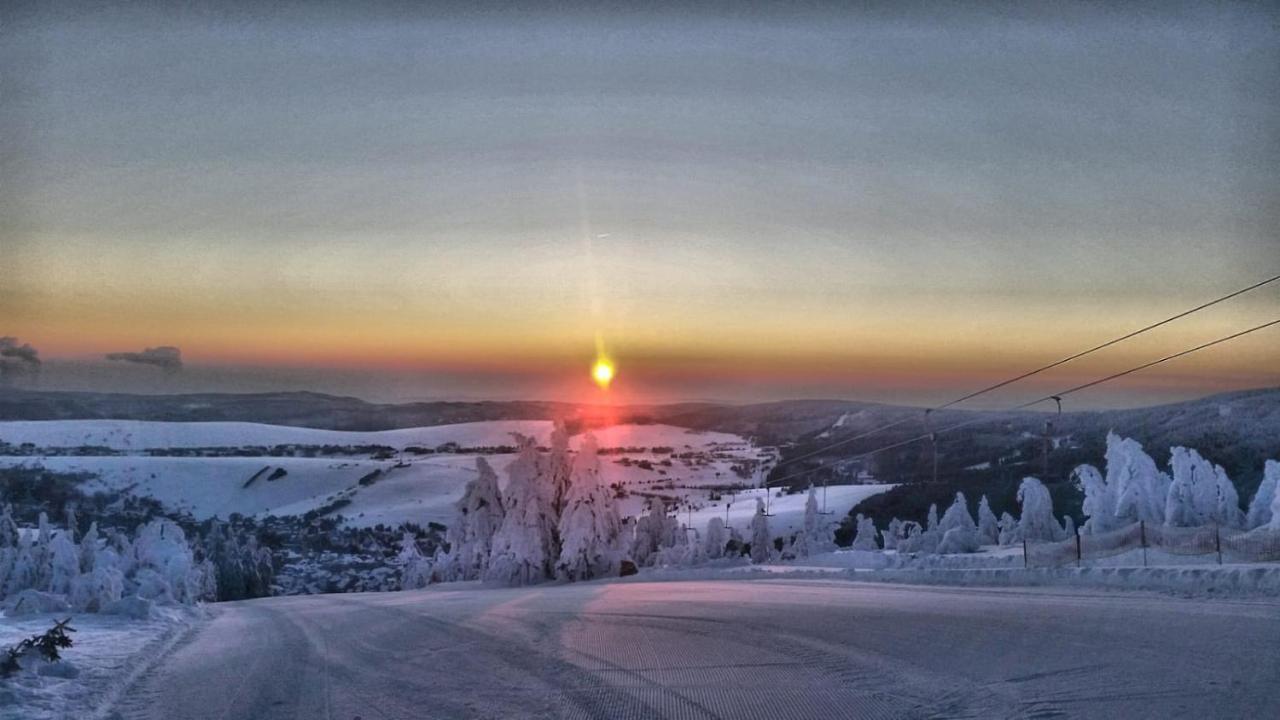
103, 578, 1280, 719
0, 606, 198, 720
0, 421, 794, 530
0, 420, 750, 454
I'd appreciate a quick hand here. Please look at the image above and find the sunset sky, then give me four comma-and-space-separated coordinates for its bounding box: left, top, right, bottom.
2, 2, 1277, 407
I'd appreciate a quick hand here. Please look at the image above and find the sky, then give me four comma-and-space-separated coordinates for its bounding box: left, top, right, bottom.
2, 2, 1277, 408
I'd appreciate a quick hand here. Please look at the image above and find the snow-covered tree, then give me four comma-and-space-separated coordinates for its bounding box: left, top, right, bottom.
1016, 477, 1065, 542
1213, 465, 1245, 529
938, 492, 976, 534
1073, 464, 1116, 534
926, 503, 939, 533
749, 498, 771, 564
630, 508, 665, 567
850, 514, 878, 551
934, 492, 980, 554
545, 421, 573, 519
1247, 460, 1279, 529
132, 519, 202, 604
442, 457, 505, 581
557, 434, 623, 581
704, 517, 727, 559
881, 517, 904, 551
1107, 433, 1169, 525
977, 496, 999, 545
485, 435, 559, 585
997, 512, 1019, 546
398, 533, 433, 590
47, 531, 79, 595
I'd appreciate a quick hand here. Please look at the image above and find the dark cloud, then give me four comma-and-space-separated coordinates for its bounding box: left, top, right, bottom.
0, 337, 40, 365
105, 346, 183, 372
0, 336, 41, 387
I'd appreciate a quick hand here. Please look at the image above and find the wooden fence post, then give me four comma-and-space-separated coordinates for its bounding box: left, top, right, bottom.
1022, 539, 1028, 569
1140, 521, 1147, 568
1215, 524, 1222, 565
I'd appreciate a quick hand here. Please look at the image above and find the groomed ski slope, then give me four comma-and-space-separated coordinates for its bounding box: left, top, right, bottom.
103, 578, 1280, 720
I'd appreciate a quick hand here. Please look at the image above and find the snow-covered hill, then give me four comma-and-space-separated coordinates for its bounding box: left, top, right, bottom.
0, 420, 863, 532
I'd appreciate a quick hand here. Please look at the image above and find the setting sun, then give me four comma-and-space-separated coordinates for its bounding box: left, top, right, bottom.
592, 359, 614, 388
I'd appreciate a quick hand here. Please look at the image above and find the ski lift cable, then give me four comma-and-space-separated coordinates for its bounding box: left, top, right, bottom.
764, 317, 1280, 488
770, 273, 1280, 472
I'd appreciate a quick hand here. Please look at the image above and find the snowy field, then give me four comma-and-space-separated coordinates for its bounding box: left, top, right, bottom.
0, 420, 809, 529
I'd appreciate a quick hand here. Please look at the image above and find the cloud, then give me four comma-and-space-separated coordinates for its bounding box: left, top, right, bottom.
0, 336, 41, 387
0, 337, 40, 366
105, 346, 183, 372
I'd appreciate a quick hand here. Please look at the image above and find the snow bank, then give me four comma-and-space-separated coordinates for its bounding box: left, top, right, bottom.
836, 564, 1280, 598
0, 606, 201, 720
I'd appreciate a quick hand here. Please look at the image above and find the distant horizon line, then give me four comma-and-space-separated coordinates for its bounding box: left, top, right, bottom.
2, 383, 1276, 415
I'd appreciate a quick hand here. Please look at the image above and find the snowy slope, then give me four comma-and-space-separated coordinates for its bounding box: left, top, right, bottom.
0, 420, 801, 529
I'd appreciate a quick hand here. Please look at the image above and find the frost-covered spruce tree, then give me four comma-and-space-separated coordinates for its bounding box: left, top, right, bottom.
0, 505, 18, 549
1166, 447, 1219, 526
935, 493, 979, 554
398, 532, 433, 590
1107, 433, 1169, 525
939, 492, 976, 534
926, 503, 939, 533
704, 517, 727, 559
545, 421, 573, 519
977, 496, 999, 545
1269, 468, 1280, 531
1213, 465, 1245, 529
557, 434, 623, 581
444, 457, 505, 581
850, 514, 878, 551
1073, 464, 1117, 534
1246, 460, 1279, 529
630, 508, 663, 566
47, 531, 80, 595
132, 519, 202, 604
997, 512, 1019, 546
881, 518, 904, 551
793, 486, 821, 558
749, 498, 771, 564
1016, 477, 1065, 542
485, 435, 558, 585
79, 521, 100, 575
